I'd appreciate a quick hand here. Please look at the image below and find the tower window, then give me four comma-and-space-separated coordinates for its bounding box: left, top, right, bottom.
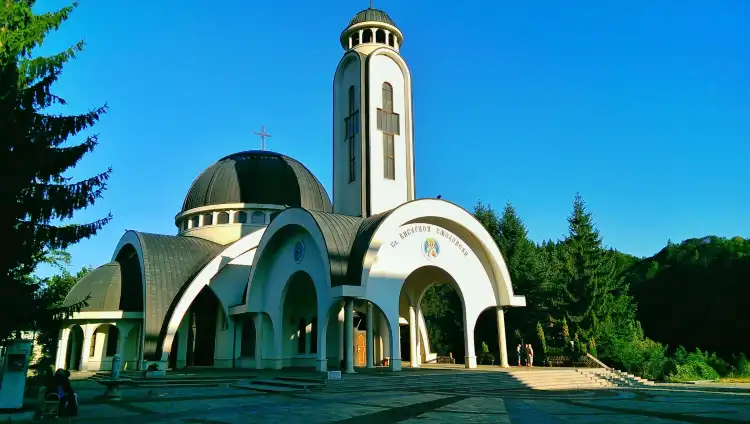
384, 134, 395, 179
363, 29, 373, 43
375, 29, 386, 44
346, 85, 359, 183
388, 34, 394, 47
217, 212, 230, 224
202, 213, 213, 226
352, 32, 360, 47
251, 211, 265, 224
378, 82, 400, 179
191, 216, 200, 228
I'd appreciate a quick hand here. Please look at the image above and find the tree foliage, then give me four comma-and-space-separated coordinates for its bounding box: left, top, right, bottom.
0, 0, 110, 343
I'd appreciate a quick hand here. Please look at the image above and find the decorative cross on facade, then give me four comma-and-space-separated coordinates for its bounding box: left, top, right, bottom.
254, 125, 272, 151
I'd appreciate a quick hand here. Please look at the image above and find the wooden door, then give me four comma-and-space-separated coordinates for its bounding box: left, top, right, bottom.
355, 331, 366, 367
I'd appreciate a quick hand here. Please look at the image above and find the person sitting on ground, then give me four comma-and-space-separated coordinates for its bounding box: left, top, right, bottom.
53, 369, 78, 416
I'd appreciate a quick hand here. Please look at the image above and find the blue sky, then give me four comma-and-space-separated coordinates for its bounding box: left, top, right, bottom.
34, 0, 749, 275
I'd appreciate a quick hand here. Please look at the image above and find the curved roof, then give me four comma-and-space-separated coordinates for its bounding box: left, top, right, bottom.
181, 150, 332, 213
302, 209, 394, 287
63, 262, 142, 312
121, 232, 225, 360
348, 8, 396, 27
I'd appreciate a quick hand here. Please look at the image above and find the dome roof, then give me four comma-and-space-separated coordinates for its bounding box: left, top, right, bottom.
62, 262, 142, 312
348, 8, 396, 27
181, 151, 332, 213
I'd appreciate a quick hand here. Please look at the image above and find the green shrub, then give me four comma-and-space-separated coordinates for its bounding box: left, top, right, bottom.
706, 353, 732, 377
735, 353, 749, 377
667, 348, 720, 382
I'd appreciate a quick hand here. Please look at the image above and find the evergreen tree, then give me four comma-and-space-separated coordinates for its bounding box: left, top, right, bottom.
555, 194, 633, 341
0, 1, 111, 342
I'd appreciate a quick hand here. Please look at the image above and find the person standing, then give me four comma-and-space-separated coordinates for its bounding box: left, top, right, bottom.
527, 344, 534, 367
516, 344, 523, 366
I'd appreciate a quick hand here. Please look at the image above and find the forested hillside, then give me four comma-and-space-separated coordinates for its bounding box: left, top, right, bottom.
421, 194, 749, 381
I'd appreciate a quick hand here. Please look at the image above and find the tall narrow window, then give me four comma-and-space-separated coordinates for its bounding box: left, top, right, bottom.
377, 82, 400, 179
345, 85, 359, 183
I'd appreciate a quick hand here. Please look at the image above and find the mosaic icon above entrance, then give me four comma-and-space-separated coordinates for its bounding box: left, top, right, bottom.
423, 237, 440, 260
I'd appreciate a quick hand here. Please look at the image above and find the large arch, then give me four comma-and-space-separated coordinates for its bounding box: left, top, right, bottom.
243, 209, 334, 370
159, 230, 265, 362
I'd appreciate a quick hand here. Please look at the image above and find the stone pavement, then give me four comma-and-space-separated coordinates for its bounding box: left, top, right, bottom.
45, 374, 750, 423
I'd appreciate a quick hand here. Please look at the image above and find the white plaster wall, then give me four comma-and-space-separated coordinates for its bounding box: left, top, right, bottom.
367, 53, 411, 215
183, 223, 265, 245
250, 229, 332, 364
365, 223, 499, 353
333, 54, 363, 216
208, 249, 255, 309
213, 305, 234, 368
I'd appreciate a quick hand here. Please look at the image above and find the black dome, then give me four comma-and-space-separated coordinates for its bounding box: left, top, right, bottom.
182, 151, 332, 213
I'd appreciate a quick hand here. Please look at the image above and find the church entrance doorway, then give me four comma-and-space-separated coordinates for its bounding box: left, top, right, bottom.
188, 287, 220, 367
355, 331, 366, 367
65, 325, 84, 370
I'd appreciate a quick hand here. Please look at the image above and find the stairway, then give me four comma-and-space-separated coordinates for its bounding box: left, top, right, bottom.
231, 376, 325, 393
322, 367, 652, 394
89, 371, 257, 388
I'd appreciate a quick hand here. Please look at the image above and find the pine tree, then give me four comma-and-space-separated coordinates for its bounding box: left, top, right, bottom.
556, 194, 633, 341
0, 1, 111, 342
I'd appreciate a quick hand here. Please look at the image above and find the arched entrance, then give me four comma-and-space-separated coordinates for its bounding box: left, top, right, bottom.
401, 265, 473, 368
280, 272, 318, 369
188, 287, 221, 367
64, 325, 84, 370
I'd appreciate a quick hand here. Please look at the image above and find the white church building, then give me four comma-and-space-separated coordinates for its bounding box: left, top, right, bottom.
54, 7, 526, 374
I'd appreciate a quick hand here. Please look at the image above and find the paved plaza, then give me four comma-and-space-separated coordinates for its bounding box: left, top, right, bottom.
44, 372, 750, 424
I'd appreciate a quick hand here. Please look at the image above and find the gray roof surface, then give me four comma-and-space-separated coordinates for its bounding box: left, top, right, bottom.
348, 8, 396, 27
134, 232, 224, 360
181, 151, 332, 213
63, 261, 142, 312
304, 209, 394, 287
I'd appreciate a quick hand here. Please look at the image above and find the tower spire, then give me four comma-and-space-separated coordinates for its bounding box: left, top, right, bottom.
369, 0, 373, 8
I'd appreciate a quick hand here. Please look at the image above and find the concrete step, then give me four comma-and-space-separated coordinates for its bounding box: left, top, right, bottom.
253, 379, 323, 389
231, 383, 305, 393
276, 376, 325, 384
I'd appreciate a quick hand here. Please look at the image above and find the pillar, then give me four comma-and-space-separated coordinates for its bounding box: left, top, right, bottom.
415, 303, 422, 366
55, 328, 70, 370
497, 307, 509, 368
80, 325, 94, 371
463, 312, 478, 369
365, 302, 374, 369
177, 316, 189, 368
254, 312, 263, 369
409, 305, 418, 367
115, 325, 130, 370
344, 298, 355, 373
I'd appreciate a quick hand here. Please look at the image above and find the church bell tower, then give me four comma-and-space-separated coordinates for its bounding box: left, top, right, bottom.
332, 7, 415, 217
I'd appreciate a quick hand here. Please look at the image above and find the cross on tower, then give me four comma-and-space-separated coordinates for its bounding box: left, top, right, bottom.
254, 125, 272, 151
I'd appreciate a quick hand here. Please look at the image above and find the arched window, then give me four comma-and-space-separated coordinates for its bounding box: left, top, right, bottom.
251, 211, 265, 225
202, 213, 213, 226
241, 319, 256, 357
310, 317, 318, 354
378, 82, 398, 179
191, 216, 199, 228
388, 33, 394, 47
217, 212, 230, 224
234, 211, 247, 224
352, 32, 360, 46
346, 85, 359, 183
297, 318, 307, 354
363, 29, 373, 43
375, 29, 386, 44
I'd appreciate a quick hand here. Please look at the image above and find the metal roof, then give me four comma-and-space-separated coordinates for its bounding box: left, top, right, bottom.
181, 151, 332, 213
62, 262, 142, 312
348, 8, 396, 27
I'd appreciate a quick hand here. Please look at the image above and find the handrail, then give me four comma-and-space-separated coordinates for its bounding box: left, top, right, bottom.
585, 353, 611, 370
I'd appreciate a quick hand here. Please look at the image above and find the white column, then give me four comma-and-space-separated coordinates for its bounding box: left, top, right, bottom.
358, 29, 364, 44
409, 305, 418, 368
254, 312, 263, 369
80, 325, 95, 371
415, 303, 422, 366
115, 325, 130, 370
464, 313, 477, 369
344, 298, 355, 373
55, 328, 70, 370
497, 307, 509, 368
365, 302, 374, 368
